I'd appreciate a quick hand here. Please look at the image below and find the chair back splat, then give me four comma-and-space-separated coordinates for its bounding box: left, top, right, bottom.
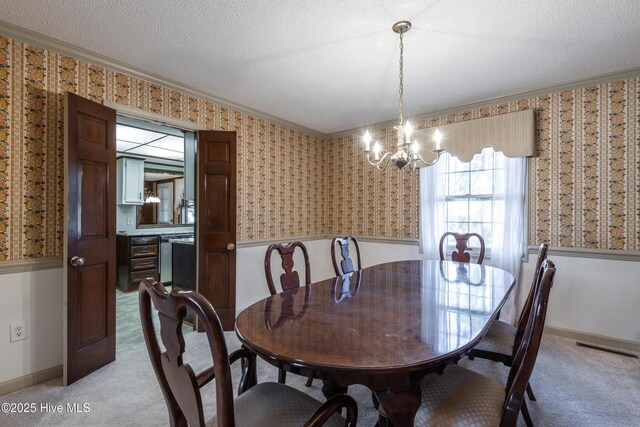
264, 242, 310, 295
439, 232, 486, 264
331, 235, 362, 275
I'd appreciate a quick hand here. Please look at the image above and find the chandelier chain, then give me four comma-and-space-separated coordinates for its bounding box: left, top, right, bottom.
398, 30, 404, 128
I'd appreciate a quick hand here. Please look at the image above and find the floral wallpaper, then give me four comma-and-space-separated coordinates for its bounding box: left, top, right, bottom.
0, 35, 325, 261
325, 78, 640, 251
1, 33, 638, 262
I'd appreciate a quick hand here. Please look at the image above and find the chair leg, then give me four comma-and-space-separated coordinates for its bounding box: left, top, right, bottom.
278, 368, 286, 384
521, 399, 534, 427
526, 382, 537, 401
305, 375, 314, 387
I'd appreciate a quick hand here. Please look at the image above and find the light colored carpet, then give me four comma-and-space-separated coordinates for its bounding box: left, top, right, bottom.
1, 332, 638, 426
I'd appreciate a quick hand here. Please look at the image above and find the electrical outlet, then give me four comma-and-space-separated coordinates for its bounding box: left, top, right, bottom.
127, 217, 134, 225
10, 321, 27, 342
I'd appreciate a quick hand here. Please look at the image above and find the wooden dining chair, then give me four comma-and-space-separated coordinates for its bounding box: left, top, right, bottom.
439, 231, 486, 264
264, 241, 314, 386
467, 243, 549, 402
419, 260, 556, 427
265, 241, 311, 295
139, 279, 358, 427
331, 235, 362, 276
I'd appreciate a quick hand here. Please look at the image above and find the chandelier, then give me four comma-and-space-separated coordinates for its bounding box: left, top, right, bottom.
363, 21, 445, 171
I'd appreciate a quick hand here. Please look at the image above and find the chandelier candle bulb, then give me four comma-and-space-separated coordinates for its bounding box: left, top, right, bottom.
373, 141, 382, 160
404, 121, 413, 141
411, 141, 419, 154
363, 130, 372, 152
433, 129, 443, 151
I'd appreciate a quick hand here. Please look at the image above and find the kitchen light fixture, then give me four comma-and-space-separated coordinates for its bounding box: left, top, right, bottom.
363, 21, 445, 171
144, 191, 161, 204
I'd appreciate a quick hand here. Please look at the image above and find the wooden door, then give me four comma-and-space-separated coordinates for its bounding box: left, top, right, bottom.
64, 92, 116, 385
156, 181, 174, 224
196, 131, 236, 330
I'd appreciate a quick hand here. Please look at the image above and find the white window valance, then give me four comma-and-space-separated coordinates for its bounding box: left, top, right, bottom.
415, 109, 536, 163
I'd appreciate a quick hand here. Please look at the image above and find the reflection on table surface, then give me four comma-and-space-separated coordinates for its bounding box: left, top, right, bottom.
235, 260, 514, 370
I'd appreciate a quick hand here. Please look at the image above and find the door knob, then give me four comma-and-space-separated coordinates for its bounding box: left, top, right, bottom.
69, 256, 85, 267
226, 243, 235, 251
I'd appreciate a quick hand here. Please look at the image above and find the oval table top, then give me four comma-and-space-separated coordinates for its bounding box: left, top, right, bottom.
235, 260, 515, 374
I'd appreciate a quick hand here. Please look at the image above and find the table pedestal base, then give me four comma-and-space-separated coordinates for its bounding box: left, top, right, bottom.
321, 381, 348, 400
375, 386, 422, 427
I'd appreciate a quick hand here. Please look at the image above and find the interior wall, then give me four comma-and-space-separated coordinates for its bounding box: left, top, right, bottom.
1, 31, 639, 389
518, 253, 640, 343
0, 268, 63, 384
0, 32, 327, 388
0, 34, 326, 262
325, 77, 640, 252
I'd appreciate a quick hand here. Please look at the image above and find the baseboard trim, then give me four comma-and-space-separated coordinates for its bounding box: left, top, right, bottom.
0, 365, 62, 396
0, 257, 63, 274
545, 326, 640, 354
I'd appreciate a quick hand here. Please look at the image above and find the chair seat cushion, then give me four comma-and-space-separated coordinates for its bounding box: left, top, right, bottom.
474, 319, 516, 355
417, 365, 505, 427
207, 382, 344, 427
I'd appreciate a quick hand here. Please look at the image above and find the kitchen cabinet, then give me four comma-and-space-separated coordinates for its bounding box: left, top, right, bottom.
116, 235, 159, 292
116, 157, 144, 205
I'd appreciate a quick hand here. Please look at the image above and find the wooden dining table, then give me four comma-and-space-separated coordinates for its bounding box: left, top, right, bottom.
235, 260, 515, 426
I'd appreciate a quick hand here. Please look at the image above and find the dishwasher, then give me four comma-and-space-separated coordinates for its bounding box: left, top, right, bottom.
160, 234, 193, 284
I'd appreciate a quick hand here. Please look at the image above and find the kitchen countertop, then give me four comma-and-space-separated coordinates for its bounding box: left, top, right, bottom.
117, 227, 194, 237
169, 237, 194, 244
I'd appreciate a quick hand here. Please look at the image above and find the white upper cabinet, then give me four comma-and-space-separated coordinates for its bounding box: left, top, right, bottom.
117, 157, 144, 205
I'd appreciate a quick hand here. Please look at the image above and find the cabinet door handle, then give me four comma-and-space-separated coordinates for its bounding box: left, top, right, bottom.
226, 243, 235, 251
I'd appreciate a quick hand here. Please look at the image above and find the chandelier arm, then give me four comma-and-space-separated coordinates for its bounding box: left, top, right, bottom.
411, 150, 443, 168
367, 151, 393, 171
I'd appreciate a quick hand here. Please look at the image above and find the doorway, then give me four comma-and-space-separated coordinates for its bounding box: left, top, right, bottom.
65, 95, 238, 383
114, 116, 197, 351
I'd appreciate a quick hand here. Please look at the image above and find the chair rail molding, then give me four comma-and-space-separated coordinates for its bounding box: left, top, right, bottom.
0, 257, 63, 274
528, 246, 640, 262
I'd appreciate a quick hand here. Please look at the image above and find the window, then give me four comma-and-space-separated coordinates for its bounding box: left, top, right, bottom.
419, 139, 528, 324
439, 147, 506, 254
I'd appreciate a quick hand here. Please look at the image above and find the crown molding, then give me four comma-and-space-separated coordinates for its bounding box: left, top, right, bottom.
2, 20, 640, 143
326, 67, 640, 139
0, 21, 325, 139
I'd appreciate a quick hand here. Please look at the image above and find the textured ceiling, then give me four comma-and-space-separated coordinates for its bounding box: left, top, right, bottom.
2, 0, 640, 134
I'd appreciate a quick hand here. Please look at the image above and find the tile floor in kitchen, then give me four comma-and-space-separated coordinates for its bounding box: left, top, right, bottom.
116, 285, 194, 351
